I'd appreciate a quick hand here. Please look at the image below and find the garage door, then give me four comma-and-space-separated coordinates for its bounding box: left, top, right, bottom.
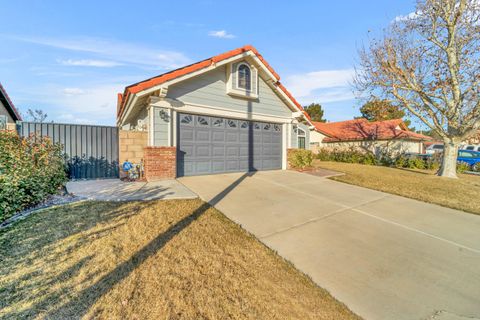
177, 113, 283, 176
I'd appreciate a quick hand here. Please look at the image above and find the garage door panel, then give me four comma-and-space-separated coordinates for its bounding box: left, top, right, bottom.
178, 113, 282, 176
212, 145, 225, 157
195, 161, 211, 174
181, 145, 194, 156
212, 160, 226, 173
212, 130, 225, 142
226, 160, 239, 171
196, 129, 210, 142
180, 161, 195, 176
239, 132, 249, 142
239, 160, 249, 170
239, 146, 249, 157
195, 145, 211, 157
180, 128, 194, 141
226, 132, 239, 143
226, 145, 239, 157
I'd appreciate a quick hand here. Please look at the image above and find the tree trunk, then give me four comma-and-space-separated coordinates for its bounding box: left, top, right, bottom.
437, 139, 459, 178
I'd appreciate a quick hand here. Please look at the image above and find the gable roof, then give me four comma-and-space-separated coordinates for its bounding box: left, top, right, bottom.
313, 118, 432, 142
0, 83, 22, 121
117, 45, 310, 124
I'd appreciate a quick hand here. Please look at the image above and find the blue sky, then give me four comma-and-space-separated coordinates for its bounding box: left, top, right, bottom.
0, 0, 416, 125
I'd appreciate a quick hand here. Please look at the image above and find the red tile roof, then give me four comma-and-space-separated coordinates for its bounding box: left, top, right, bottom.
0, 82, 22, 121
313, 118, 432, 142
117, 45, 305, 120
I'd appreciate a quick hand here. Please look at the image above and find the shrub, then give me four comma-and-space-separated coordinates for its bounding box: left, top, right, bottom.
289, 149, 314, 169
456, 162, 470, 173
316, 147, 443, 171
316, 147, 376, 165
0, 131, 67, 222
394, 156, 408, 168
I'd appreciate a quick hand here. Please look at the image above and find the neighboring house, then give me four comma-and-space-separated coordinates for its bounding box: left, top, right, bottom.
117, 45, 312, 179
310, 118, 432, 156
0, 83, 22, 130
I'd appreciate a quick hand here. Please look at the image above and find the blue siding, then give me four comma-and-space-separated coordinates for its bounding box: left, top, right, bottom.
167, 64, 292, 117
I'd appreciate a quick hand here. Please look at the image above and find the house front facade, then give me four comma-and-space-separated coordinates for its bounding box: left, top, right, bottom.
117, 46, 312, 180
310, 119, 432, 156
0, 83, 22, 130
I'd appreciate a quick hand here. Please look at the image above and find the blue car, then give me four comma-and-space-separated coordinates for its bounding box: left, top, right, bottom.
457, 150, 480, 170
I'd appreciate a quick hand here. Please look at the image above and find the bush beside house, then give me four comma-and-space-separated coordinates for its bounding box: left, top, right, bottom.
0, 130, 67, 222
288, 149, 314, 169
316, 147, 471, 172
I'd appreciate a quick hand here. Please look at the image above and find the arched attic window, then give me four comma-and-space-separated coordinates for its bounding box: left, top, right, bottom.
237, 63, 251, 91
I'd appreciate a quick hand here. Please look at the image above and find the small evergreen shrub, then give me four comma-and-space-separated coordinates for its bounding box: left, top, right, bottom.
456, 162, 471, 173
289, 149, 314, 169
0, 130, 67, 222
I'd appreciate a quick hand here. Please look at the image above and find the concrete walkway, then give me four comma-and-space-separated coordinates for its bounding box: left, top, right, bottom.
179, 170, 480, 320
67, 179, 197, 201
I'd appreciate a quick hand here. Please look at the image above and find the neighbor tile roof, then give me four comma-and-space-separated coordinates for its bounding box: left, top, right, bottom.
117, 45, 305, 120
0, 83, 22, 121
313, 118, 432, 142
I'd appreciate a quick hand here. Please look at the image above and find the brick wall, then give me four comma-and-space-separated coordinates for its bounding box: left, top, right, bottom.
144, 146, 176, 181
119, 130, 148, 177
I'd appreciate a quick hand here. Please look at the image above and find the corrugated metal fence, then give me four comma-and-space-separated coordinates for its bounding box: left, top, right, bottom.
17, 121, 119, 179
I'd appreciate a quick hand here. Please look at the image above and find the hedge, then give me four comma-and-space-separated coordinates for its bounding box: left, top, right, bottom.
0, 130, 67, 222
316, 147, 472, 172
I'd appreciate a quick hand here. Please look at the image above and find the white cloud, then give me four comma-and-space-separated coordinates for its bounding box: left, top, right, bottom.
284, 69, 355, 104
58, 59, 122, 67
208, 30, 235, 39
62, 87, 85, 95
12, 36, 191, 70
14, 83, 126, 125
393, 11, 420, 22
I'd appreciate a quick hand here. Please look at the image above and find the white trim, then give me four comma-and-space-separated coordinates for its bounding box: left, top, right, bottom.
118, 94, 138, 126
176, 103, 291, 123
118, 49, 312, 127
287, 123, 292, 148
167, 108, 172, 146
142, 53, 250, 96
227, 61, 259, 99
148, 106, 154, 146
282, 123, 287, 170
297, 127, 306, 137
168, 108, 174, 146
247, 52, 277, 82
172, 109, 177, 147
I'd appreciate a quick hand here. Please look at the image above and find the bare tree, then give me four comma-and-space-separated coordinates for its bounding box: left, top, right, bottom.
355, 0, 480, 178
27, 109, 48, 123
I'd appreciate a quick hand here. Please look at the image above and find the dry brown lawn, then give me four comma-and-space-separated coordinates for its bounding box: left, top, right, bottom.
314, 160, 480, 215
0, 199, 359, 320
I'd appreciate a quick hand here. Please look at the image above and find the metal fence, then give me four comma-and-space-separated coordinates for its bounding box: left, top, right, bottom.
17, 121, 119, 179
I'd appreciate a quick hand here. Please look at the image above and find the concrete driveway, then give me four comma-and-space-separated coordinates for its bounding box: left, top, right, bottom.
67, 179, 197, 201
179, 170, 480, 320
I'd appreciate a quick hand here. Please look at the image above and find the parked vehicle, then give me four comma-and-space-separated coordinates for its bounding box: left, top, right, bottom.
461, 144, 480, 152
457, 150, 480, 171
425, 143, 444, 154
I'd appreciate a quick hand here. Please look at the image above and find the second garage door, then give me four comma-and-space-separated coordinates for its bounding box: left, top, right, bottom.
177, 113, 283, 176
